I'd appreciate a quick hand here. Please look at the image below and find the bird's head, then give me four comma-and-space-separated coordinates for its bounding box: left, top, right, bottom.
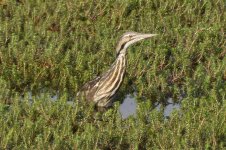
116, 32, 157, 55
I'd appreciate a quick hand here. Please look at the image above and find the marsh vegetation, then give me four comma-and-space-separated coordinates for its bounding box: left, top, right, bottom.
0, 0, 225, 149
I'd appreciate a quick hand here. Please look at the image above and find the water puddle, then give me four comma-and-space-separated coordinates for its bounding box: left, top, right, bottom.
119, 94, 181, 119
119, 94, 137, 119
155, 98, 181, 118
20, 91, 181, 119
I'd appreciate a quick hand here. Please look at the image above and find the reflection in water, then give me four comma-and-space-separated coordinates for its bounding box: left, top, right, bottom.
119, 95, 181, 119
155, 98, 180, 118
23, 91, 181, 119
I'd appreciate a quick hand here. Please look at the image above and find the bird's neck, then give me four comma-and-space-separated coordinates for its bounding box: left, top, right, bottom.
116, 50, 127, 68
113, 50, 127, 81
118, 48, 127, 56
94, 49, 127, 100
101, 51, 126, 97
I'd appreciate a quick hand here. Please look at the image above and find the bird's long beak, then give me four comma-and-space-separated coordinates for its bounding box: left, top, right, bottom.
130, 33, 157, 45
119, 32, 157, 52
135, 33, 158, 40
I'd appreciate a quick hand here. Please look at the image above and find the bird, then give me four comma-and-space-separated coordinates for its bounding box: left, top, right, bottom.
77, 32, 157, 109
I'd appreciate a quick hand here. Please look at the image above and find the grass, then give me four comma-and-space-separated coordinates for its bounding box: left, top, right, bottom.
0, 0, 225, 149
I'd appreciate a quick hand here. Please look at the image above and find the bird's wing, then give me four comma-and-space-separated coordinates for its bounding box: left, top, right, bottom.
79, 76, 101, 92
92, 64, 117, 101
77, 61, 116, 102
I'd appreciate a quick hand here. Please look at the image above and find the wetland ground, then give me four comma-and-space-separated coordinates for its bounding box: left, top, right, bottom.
0, 0, 225, 149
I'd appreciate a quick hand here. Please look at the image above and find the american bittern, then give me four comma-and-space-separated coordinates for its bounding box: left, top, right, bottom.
77, 32, 157, 108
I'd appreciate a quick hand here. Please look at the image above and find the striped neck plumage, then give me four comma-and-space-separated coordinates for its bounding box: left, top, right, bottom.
106, 51, 126, 97
94, 48, 126, 105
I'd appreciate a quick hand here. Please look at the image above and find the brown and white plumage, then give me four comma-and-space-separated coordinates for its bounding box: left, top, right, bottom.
77, 32, 157, 108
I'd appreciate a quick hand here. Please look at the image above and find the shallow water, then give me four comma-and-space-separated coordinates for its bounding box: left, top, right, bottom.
23, 91, 181, 119
155, 97, 181, 118
119, 94, 181, 119
119, 94, 137, 119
